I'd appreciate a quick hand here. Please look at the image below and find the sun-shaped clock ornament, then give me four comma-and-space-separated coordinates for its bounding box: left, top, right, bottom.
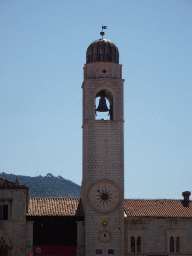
97, 189, 113, 205
88, 180, 121, 214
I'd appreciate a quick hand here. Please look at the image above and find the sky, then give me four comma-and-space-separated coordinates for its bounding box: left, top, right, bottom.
0, 0, 192, 199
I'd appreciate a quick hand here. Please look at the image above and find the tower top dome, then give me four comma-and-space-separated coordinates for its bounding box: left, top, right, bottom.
86, 38, 119, 64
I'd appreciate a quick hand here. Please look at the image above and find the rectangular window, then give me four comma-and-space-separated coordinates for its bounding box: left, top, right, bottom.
96, 249, 102, 254
0, 206, 3, 219
108, 249, 114, 254
0, 205, 8, 220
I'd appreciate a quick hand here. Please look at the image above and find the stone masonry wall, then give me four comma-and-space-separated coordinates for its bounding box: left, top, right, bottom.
82, 79, 124, 122
125, 217, 192, 256
83, 122, 124, 256
81, 61, 125, 255
26, 221, 34, 256
76, 221, 85, 256
0, 189, 29, 256
84, 62, 122, 80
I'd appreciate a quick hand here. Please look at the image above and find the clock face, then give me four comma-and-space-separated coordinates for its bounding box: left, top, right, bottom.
88, 180, 121, 214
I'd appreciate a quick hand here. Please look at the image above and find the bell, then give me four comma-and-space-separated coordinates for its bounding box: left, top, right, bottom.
96, 96, 109, 112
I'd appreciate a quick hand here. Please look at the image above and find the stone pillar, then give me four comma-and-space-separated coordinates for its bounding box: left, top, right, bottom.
76, 221, 85, 256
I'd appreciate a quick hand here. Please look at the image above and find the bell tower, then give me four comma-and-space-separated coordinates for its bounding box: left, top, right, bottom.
80, 29, 124, 255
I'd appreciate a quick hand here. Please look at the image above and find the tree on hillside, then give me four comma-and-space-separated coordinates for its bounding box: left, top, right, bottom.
46, 173, 53, 177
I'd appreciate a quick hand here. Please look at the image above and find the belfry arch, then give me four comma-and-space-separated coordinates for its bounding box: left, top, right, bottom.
93, 87, 116, 121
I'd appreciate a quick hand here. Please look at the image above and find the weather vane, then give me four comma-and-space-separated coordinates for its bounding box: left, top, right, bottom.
100, 25, 107, 39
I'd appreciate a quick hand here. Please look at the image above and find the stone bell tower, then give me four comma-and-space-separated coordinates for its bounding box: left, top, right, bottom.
80, 29, 124, 255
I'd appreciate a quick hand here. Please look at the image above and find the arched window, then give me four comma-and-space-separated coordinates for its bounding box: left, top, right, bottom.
137, 236, 141, 252
170, 236, 174, 252
95, 90, 113, 120
176, 236, 180, 252
131, 236, 135, 253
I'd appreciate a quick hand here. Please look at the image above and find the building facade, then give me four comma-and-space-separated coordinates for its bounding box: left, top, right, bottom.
0, 33, 192, 256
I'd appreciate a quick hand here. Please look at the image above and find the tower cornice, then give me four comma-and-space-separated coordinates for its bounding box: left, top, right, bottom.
84, 62, 123, 67
81, 120, 124, 129
81, 78, 125, 88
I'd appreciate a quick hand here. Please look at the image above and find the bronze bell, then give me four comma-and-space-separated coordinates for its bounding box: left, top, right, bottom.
96, 91, 109, 112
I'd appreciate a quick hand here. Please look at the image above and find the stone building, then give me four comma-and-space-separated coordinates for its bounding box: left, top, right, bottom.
0, 32, 192, 256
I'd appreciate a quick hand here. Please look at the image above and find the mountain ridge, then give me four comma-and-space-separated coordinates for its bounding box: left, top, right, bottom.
0, 172, 81, 198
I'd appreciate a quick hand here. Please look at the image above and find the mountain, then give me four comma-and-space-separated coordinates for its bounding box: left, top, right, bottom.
0, 172, 81, 198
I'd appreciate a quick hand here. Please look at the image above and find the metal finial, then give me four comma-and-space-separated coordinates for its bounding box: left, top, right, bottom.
100, 25, 107, 39
100, 31, 104, 39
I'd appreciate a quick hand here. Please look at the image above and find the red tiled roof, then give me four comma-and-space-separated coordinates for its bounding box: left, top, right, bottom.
124, 199, 192, 218
26, 198, 192, 218
26, 198, 84, 217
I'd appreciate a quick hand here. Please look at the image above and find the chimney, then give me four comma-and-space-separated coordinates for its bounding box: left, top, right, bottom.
182, 191, 191, 202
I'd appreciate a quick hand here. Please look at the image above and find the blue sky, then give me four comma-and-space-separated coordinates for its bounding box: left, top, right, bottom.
0, 0, 192, 199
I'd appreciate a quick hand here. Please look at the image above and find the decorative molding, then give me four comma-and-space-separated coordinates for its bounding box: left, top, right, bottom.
84, 78, 125, 82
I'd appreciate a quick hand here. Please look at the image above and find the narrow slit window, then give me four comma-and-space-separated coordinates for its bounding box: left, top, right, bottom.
137, 236, 141, 252
131, 236, 135, 253
170, 236, 174, 252
176, 236, 180, 252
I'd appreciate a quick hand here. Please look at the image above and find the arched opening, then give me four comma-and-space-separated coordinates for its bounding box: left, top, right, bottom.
170, 236, 174, 252
176, 236, 180, 252
131, 236, 135, 253
137, 236, 141, 252
0, 237, 8, 256
95, 90, 113, 120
